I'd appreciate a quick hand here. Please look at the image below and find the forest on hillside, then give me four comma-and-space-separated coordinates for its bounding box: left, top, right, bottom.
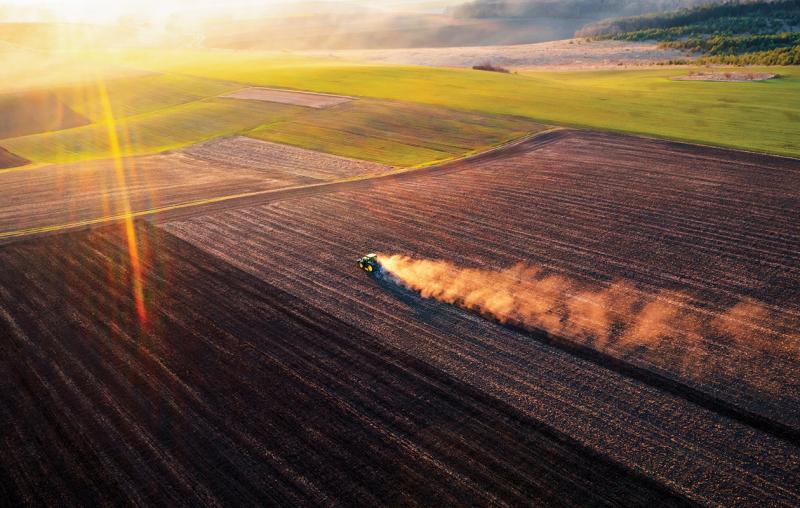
578, 0, 800, 64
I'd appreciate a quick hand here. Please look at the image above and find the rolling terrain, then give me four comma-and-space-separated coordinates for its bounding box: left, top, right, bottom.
0, 146, 28, 169
248, 99, 543, 166
0, 90, 88, 140
130, 51, 800, 157
0, 34, 798, 504
0, 75, 542, 167
1, 99, 305, 164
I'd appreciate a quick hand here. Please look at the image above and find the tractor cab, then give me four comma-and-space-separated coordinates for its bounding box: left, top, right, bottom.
357, 253, 380, 273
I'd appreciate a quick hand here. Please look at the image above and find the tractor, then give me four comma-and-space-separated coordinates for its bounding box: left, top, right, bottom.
357, 253, 380, 274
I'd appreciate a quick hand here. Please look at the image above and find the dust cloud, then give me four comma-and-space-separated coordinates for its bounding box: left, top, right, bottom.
377, 254, 798, 360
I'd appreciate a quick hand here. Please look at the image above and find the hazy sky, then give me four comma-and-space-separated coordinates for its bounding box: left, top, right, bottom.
1, 0, 458, 23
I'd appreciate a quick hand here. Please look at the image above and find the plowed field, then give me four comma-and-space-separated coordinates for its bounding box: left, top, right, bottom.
0, 153, 306, 239
0, 138, 388, 240
1, 129, 799, 505
161, 130, 800, 505
0, 223, 684, 506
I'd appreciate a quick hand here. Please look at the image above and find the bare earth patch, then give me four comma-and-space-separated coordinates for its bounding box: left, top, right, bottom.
307, 39, 689, 70
182, 136, 391, 180
221, 87, 354, 108
0, 151, 308, 235
672, 72, 777, 82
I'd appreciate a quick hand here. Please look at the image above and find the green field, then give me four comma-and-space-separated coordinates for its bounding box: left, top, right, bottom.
56, 74, 243, 121
2, 49, 798, 166
3, 99, 302, 163
248, 99, 544, 166
126, 50, 800, 157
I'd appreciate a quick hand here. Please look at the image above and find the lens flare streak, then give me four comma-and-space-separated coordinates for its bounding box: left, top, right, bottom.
95, 78, 147, 325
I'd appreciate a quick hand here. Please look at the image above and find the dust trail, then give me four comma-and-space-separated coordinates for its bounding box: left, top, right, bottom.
377, 254, 799, 366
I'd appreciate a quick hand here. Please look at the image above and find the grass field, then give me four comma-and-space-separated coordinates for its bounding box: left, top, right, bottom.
126, 50, 800, 157
56, 74, 243, 121
247, 99, 544, 166
2, 49, 798, 166
0, 67, 547, 167
3, 99, 303, 163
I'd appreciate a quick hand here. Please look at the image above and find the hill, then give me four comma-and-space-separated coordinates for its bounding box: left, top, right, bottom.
450, 0, 715, 19
579, 0, 800, 64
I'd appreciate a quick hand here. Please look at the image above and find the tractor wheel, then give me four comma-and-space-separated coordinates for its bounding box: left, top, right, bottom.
366, 265, 373, 272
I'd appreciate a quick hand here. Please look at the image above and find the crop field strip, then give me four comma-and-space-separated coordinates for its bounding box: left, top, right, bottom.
161, 130, 800, 505
0, 76, 547, 168
57, 74, 244, 122
0, 223, 687, 505
0, 74, 241, 142
182, 136, 391, 179
140, 51, 800, 157
221, 87, 354, 108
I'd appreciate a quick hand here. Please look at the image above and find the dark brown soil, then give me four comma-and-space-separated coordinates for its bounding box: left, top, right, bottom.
0, 223, 685, 506
162, 129, 800, 505
2, 129, 799, 505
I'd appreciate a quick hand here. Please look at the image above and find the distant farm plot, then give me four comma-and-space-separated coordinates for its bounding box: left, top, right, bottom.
183, 136, 390, 180
248, 99, 545, 166
161, 130, 800, 505
222, 87, 353, 108
2, 99, 304, 164
0, 135, 391, 239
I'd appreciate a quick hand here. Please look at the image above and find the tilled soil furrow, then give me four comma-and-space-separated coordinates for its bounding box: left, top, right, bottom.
165, 213, 800, 505
0, 222, 688, 505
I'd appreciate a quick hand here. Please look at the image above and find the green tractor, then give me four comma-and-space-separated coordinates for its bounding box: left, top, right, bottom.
357, 253, 381, 274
